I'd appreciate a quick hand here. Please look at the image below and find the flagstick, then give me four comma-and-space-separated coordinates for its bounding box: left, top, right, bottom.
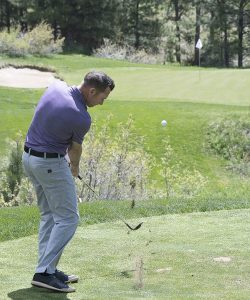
195, 38, 202, 82
199, 49, 201, 81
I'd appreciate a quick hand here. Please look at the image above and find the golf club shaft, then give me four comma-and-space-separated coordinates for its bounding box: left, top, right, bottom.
77, 175, 130, 227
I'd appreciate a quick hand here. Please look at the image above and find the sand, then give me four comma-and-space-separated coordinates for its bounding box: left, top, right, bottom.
0, 67, 57, 88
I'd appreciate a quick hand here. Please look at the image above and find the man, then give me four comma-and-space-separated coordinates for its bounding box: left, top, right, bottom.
22, 71, 115, 293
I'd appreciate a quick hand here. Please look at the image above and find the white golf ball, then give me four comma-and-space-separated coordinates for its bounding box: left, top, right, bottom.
161, 120, 167, 127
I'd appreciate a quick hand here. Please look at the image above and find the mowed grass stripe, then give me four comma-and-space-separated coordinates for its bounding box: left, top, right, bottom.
0, 209, 250, 299
2, 190, 250, 243
105, 68, 250, 106
1, 54, 250, 106
58, 67, 250, 106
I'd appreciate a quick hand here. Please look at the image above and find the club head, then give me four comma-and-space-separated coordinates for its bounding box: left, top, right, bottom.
133, 222, 143, 230
125, 222, 143, 231
78, 175, 143, 231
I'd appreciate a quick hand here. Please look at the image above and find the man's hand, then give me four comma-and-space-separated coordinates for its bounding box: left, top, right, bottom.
70, 165, 79, 177
67, 141, 82, 177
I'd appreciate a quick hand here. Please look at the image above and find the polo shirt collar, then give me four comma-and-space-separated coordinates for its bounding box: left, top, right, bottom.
72, 85, 87, 109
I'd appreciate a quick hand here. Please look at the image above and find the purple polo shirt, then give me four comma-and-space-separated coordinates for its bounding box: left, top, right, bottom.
25, 80, 91, 155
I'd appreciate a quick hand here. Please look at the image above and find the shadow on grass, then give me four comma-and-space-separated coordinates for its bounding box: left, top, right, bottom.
8, 287, 71, 300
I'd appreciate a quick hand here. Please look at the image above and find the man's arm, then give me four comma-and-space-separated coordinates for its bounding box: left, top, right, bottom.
68, 141, 82, 177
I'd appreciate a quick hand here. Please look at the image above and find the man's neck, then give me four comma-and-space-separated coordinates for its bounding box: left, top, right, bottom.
77, 85, 88, 106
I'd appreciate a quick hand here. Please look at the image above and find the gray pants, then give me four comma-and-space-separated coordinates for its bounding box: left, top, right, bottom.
22, 151, 79, 274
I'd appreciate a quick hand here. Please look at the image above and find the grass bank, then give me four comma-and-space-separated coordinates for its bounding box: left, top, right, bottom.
1, 185, 250, 243
1, 209, 250, 299
0, 89, 248, 178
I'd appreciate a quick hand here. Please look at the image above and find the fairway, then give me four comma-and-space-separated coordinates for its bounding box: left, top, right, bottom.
1, 209, 250, 299
0, 54, 249, 214
2, 55, 250, 106
103, 67, 250, 106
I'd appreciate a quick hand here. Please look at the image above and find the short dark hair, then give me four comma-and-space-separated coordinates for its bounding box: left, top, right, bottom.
83, 71, 115, 92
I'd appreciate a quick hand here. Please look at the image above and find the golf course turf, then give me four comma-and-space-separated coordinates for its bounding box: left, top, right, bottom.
1, 209, 250, 299
0, 54, 249, 299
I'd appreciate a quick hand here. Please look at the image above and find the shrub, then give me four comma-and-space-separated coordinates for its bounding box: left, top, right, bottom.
25, 22, 64, 56
0, 22, 64, 57
6, 136, 23, 195
77, 116, 207, 202
0, 117, 207, 206
93, 39, 164, 64
205, 116, 250, 176
0, 133, 37, 207
77, 115, 153, 201
0, 28, 29, 57
159, 139, 207, 199
0, 133, 25, 204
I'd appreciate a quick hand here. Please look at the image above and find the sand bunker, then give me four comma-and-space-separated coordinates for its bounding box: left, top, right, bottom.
0, 67, 56, 88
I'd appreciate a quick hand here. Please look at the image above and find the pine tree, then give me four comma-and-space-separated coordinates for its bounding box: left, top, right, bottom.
119, 0, 162, 51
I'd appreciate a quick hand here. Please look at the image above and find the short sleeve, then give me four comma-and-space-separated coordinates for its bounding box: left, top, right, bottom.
71, 115, 91, 144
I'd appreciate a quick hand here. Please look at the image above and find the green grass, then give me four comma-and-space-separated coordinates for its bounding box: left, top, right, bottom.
0, 87, 41, 152
109, 68, 250, 106
0, 55, 250, 298
0, 87, 248, 175
1, 184, 250, 243
0, 54, 249, 216
1, 54, 250, 105
1, 209, 250, 299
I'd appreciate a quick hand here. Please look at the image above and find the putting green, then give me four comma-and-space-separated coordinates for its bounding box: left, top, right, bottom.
64, 67, 250, 107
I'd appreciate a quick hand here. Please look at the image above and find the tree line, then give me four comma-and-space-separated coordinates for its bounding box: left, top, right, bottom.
0, 0, 250, 67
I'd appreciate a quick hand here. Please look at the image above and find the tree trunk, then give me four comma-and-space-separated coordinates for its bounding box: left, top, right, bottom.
224, 27, 229, 67
53, 20, 58, 40
174, 0, 181, 63
19, 7, 28, 32
134, 0, 140, 49
194, 1, 201, 66
5, 0, 10, 33
0, 0, 5, 29
209, 10, 215, 44
175, 23, 181, 63
217, 0, 229, 67
238, 0, 245, 68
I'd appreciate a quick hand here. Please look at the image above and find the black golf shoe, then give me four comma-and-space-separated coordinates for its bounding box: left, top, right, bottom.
31, 272, 75, 292
55, 269, 79, 283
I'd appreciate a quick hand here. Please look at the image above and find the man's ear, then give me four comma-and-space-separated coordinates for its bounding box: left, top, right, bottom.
89, 87, 97, 96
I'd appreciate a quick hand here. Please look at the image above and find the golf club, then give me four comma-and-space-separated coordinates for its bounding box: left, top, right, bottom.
77, 175, 143, 231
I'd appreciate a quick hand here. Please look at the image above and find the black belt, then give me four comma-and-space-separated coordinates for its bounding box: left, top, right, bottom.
24, 145, 64, 158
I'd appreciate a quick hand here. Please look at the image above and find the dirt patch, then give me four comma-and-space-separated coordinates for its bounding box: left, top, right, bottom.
155, 267, 172, 273
213, 256, 232, 263
0, 67, 57, 88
